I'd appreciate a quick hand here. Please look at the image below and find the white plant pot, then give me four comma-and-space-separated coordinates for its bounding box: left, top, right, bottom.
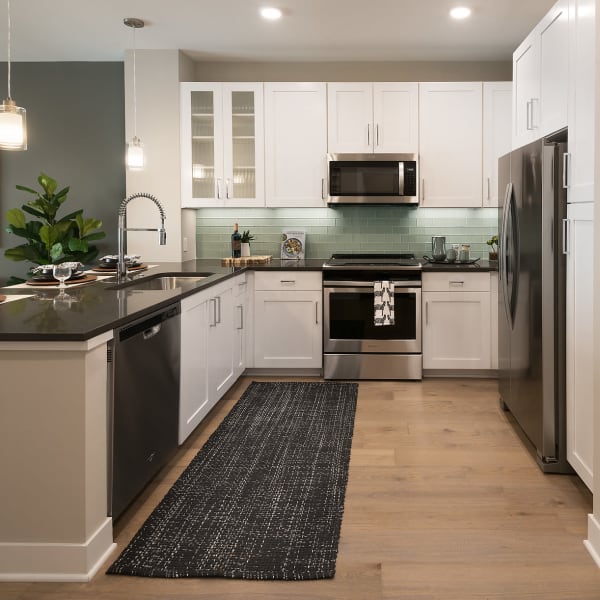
241, 243, 251, 257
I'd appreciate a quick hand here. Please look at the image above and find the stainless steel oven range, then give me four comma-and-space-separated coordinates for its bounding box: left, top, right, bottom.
322, 253, 423, 380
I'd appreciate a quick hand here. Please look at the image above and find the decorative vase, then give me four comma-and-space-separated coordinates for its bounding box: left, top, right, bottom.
241, 242, 251, 257
488, 251, 498, 262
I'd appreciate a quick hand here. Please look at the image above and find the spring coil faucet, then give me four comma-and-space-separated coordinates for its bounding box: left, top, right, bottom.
117, 192, 166, 280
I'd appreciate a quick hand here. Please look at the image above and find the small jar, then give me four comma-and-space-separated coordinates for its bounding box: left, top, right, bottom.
446, 247, 457, 262
459, 244, 471, 262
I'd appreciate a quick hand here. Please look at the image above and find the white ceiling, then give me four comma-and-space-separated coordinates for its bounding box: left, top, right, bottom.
0, 0, 558, 63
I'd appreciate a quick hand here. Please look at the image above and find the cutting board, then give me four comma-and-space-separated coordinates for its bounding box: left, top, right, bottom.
221, 255, 272, 266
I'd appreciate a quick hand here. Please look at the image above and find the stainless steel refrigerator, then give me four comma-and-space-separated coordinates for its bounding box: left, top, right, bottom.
498, 130, 571, 473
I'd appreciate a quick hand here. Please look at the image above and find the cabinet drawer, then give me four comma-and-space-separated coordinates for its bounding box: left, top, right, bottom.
422, 272, 490, 292
254, 271, 322, 291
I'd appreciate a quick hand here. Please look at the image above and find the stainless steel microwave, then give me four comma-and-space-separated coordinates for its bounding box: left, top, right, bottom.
327, 153, 418, 205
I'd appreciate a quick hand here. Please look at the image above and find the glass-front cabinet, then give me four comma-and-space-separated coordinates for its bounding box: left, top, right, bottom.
180, 82, 264, 207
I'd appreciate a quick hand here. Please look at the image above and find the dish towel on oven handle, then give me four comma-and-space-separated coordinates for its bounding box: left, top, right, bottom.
374, 280, 395, 326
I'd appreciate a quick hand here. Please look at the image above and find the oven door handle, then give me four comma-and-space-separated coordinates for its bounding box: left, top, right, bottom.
323, 285, 422, 295
323, 280, 421, 288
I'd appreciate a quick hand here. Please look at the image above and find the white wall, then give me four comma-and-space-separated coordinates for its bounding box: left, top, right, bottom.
124, 49, 195, 262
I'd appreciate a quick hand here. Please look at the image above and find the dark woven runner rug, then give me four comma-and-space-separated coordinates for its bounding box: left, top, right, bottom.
107, 380, 358, 580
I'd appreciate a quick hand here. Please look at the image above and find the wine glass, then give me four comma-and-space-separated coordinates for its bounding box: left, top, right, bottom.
52, 263, 72, 289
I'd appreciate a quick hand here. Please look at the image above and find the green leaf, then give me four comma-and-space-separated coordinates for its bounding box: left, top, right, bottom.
81, 231, 106, 242
4, 246, 28, 261
54, 186, 69, 204
57, 209, 83, 223
6, 208, 26, 229
38, 173, 57, 196
50, 242, 64, 261
21, 205, 47, 220
15, 184, 38, 195
68, 238, 88, 252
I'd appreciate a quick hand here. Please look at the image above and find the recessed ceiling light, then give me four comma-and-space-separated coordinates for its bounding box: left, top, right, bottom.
450, 6, 472, 19
260, 7, 282, 20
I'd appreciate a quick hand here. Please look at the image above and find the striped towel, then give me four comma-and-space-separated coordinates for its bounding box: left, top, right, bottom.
374, 281, 395, 326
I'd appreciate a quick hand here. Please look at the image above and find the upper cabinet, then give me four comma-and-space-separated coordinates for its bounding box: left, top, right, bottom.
567, 0, 595, 203
482, 82, 512, 207
512, 0, 569, 148
327, 82, 419, 154
264, 82, 328, 207
180, 82, 265, 208
419, 82, 483, 208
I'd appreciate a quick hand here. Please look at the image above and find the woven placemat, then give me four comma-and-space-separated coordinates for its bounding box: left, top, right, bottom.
107, 380, 358, 580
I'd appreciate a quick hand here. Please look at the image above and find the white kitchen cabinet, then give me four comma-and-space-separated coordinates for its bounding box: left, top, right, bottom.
179, 288, 211, 443
327, 82, 419, 154
254, 271, 322, 369
422, 272, 491, 370
264, 82, 328, 207
567, 0, 595, 204
179, 275, 245, 444
566, 202, 594, 489
180, 82, 264, 208
232, 272, 251, 379
418, 82, 483, 207
512, 0, 569, 149
483, 82, 512, 207
490, 271, 499, 369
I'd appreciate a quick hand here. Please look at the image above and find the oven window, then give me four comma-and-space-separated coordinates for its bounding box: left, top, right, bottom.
328, 290, 417, 340
330, 162, 400, 196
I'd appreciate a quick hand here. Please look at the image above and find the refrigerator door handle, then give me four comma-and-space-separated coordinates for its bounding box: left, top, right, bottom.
508, 186, 520, 327
500, 183, 512, 323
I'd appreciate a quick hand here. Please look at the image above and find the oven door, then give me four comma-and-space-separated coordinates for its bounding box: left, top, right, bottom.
324, 281, 422, 353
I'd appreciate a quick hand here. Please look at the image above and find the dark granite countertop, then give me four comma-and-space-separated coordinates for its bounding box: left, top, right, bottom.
0, 257, 495, 342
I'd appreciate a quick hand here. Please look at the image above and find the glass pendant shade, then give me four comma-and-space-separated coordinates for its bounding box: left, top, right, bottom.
0, 99, 26, 150
126, 135, 144, 170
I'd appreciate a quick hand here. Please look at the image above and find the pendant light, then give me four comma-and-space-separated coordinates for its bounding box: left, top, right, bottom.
0, 0, 26, 150
124, 17, 144, 170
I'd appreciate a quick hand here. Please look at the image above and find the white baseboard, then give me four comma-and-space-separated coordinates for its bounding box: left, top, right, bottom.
584, 513, 600, 567
0, 517, 115, 582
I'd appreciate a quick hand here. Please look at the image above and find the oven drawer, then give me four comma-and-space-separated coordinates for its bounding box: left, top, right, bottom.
422, 272, 490, 292
254, 271, 322, 291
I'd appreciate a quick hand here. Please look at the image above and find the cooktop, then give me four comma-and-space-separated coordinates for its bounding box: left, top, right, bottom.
323, 253, 423, 270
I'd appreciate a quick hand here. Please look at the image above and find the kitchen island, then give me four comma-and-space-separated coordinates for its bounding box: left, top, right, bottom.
0, 257, 495, 581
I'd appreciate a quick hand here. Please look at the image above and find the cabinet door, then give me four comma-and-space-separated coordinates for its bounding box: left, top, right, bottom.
490, 272, 499, 370
264, 82, 328, 207
232, 277, 250, 379
180, 82, 224, 207
222, 83, 265, 207
566, 202, 594, 489
419, 82, 483, 207
423, 291, 491, 370
373, 82, 419, 154
538, 0, 569, 137
327, 82, 373, 153
483, 82, 512, 207
179, 291, 210, 444
512, 36, 540, 148
568, 0, 595, 203
254, 290, 322, 368
208, 283, 236, 400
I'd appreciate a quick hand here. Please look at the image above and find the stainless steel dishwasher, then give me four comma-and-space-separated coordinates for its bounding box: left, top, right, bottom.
108, 303, 181, 520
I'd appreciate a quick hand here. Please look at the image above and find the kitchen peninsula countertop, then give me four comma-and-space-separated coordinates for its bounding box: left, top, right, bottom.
0, 257, 496, 342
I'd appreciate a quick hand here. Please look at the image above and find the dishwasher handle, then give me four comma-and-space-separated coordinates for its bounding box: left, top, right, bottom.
117, 304, 180, 343
143, 324, 161, 340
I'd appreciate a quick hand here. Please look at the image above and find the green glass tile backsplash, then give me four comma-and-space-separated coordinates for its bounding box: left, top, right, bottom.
196, 206, 499, 259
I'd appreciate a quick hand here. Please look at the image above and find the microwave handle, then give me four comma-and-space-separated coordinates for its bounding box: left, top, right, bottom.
398, 162, 405, 196
321, 177, 327, 200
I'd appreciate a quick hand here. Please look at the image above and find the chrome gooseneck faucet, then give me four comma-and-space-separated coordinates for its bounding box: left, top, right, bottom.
117, 192, 166, 280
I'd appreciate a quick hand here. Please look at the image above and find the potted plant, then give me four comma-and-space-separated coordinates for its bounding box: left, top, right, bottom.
487, 234, 499, 261
240, 230, 254, 257
4, 172, 105, 282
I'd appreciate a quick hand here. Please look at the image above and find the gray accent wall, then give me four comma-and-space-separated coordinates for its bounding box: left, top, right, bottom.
0, 62, 125, 283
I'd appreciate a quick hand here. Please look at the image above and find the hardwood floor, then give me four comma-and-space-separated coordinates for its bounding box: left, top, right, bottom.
5, 376, 600, 599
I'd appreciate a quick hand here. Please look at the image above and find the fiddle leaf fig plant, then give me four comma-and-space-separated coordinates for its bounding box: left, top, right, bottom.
4, 173, 105, 268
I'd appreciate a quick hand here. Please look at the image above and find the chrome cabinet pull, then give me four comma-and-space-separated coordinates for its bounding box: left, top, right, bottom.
562, 218, 569, 255
526, 100, 532, 130
237, 305, 244, 330
421, 178, 425, 203
209, 298, 217, 327
562, 153, 570, 189
375, 123, 379, 147
226, 178, 231, 199
487, 177, 491, 201
216, 296, 222, 324
425, 301, 429, 325
367, 123, 370, 147
216, 179, 222, 199
280, 280, 296, 285
315, 300, 319, 325
449, 280, 465, 287
321, 178, 326, 200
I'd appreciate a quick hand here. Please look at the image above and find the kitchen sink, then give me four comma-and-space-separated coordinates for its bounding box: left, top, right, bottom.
107, 273, 214, 291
